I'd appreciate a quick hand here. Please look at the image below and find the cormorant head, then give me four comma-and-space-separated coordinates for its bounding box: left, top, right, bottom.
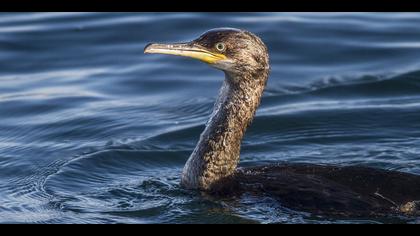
144, 28, 269, 77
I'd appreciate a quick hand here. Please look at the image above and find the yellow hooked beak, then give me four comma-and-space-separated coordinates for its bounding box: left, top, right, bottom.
144, 43, 226, 64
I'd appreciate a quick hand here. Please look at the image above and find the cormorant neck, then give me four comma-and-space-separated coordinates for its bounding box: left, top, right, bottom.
181, 70, 268, 190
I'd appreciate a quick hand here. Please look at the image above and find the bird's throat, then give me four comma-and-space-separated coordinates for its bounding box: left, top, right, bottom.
181, 72, 267, 190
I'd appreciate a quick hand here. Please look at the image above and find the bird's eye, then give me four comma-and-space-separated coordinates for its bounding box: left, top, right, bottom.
215, 43, 226, 52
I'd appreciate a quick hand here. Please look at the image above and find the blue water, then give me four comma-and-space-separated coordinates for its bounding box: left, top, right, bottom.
1, 12, 420, 224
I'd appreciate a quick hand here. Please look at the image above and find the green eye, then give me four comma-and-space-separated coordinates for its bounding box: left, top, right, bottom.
215, 43, 226, 52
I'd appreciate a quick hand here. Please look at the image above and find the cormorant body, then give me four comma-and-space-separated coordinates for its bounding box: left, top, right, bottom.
213, 163, 420, 217
144, 28, 420, 218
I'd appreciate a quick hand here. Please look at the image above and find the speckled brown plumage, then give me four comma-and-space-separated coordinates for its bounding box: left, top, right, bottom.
180, 29, 270, 190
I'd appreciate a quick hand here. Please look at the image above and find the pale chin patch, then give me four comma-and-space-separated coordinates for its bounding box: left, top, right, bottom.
210, 59, 236, 72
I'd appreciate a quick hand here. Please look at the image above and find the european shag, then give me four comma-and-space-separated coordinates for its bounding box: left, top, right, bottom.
144, 28, 420, 217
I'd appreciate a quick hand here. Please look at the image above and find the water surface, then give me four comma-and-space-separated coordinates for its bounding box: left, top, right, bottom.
1, 12, 420, 223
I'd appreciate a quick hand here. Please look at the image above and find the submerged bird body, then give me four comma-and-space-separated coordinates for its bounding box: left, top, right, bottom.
214, 164, 420, 217
144, 28, 420, 217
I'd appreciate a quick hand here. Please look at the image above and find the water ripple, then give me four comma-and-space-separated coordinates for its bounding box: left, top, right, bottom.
1, 13, 420, 223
